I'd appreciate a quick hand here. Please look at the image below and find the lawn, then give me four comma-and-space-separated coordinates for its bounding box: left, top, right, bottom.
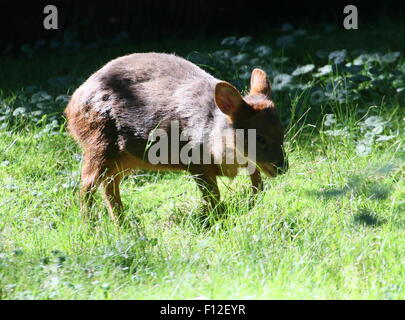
0, 21, 404, 299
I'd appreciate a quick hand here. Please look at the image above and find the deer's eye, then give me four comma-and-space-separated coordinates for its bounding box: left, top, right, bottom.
257, 135, 266, 145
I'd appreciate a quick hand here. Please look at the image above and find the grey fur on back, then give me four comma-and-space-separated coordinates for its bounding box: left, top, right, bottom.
71, 52, 227, 158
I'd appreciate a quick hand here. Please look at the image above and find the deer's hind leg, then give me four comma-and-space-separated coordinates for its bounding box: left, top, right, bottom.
102, 166, 125, 224
80, 153, 104, 221
101, 154, 141, 224
81, 147, 142, 224
81, 157, 127, 224
80, 151, 127, 223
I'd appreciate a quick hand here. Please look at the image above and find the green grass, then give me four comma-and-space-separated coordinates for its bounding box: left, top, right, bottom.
0, 21, 404, 299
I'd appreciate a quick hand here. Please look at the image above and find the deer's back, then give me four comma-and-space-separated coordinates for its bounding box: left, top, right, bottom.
65, 53, 223, 160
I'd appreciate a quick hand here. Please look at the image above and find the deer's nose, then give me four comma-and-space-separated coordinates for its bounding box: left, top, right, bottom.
276, 158, 288, 175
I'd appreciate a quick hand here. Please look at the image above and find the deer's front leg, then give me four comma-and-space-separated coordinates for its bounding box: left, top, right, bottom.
189, 166, 220, 209
249, 169, 263, 208
250, 169, 263, 194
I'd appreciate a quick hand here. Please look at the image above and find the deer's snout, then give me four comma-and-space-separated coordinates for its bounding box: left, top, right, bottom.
276, 158, 289, 175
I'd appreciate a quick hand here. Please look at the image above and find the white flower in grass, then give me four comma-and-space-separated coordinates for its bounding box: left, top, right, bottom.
236, 36, 252, 47
356, 141, 372, 156
231, 53, 249, 64
310, 90, 325, 105
272, 74, 292, 90
221, 36, 236, 45
362, 116, 387, 129
364, 131, 375, 142
213, 50, 231, 59
314, 65, 333, 77
254, 45, 272, 57
328, 50, 347, 64
371, 125, 384, 135
12, 107, 27, 116
323, 114, 336, 126
1, 161, 10, 167
353, 53, 380, 65
56, 95, 70, 103
376, 135, 396, 142
31, 91, 52, 103
324, 127, 348, 137
325, 89, 348, 103
381, 52, 401, 63
292, 64, 315, 76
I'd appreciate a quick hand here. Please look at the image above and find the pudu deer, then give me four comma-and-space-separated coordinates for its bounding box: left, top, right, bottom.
65, 53, 288, 223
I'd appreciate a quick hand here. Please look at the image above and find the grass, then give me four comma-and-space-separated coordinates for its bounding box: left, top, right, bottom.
0, 21, 404, 299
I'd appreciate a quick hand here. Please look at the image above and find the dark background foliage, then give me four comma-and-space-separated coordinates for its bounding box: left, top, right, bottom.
1, 0, 404, 57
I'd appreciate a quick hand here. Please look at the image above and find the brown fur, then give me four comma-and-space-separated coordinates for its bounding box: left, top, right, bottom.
65, 53, 287, 223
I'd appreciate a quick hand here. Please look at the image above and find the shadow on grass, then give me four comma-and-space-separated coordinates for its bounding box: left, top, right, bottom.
168, 187, 254, 232
310, 175, 393, 201
353, 209, 385, 227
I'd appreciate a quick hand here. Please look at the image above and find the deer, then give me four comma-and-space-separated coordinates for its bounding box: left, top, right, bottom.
65, 53, 288, 224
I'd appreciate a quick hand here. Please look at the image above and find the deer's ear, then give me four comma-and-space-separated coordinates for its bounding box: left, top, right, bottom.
215, 81, 247, 116
250, 68, 271, 97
